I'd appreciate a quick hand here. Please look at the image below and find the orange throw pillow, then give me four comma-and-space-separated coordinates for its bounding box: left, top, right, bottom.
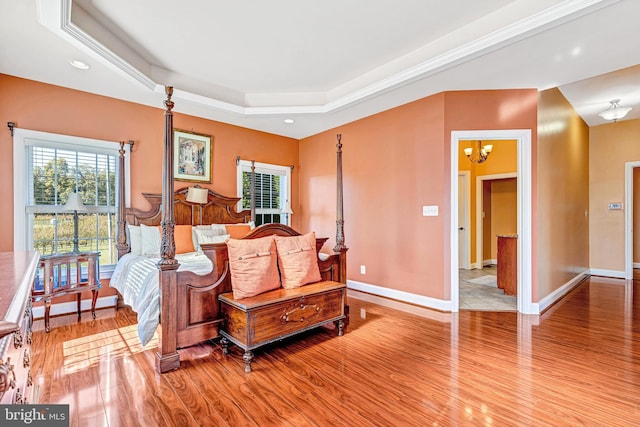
275, 232, 321, 289
225, 224, 252, 239
227, 235, 280, 299
174, 225, 195, 254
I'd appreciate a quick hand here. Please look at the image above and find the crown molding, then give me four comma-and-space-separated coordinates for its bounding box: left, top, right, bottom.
36, 0, 618, 117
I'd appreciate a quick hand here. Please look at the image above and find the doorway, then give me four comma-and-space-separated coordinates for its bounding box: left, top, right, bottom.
450, 130, 534, 314
460, 174, 518, 310
624, 161, 640, 279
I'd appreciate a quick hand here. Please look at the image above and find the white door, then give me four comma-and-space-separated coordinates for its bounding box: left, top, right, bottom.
458, 173, 470, 269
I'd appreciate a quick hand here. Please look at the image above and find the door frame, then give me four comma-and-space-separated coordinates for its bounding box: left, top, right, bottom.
450, 129, 534, 314
459, 171, 471, 270
624, 161, 640, 279
476, 173, 518, 269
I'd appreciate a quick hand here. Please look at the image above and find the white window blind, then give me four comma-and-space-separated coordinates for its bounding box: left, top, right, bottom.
237, 160, 291, 226
14, 129, 130, 269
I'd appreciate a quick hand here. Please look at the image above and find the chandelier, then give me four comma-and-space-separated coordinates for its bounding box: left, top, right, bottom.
598, 99, 632, 122
464, 140, 493, 164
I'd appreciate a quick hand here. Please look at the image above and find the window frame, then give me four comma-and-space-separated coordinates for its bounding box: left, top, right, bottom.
13, 128, 131, 275
236, 160, 292, 226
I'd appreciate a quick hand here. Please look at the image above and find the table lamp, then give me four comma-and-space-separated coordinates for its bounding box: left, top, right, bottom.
63, 192, 88, 253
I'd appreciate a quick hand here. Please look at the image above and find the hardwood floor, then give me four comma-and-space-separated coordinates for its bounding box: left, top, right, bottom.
32, 275, 640, 426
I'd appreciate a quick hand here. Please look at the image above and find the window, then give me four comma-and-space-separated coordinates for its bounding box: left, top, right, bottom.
237, 160, 291, 226
13, 129, 130, 270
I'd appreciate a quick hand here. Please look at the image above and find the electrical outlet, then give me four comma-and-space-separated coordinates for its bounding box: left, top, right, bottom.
360, 265, 366, 274
360, 308, 367, 319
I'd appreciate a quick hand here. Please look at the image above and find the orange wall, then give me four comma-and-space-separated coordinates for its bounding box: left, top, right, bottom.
300, 89, 538, 301
537, 88, 589, 298
490, 178, 517, 258
589, 118, 640, 271
635, 168, 640, 263
0, 74, 299, 252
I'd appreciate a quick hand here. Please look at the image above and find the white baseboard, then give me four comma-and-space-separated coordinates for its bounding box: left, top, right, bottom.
589, 268, 625, 279
347, 279, 451, 312
538, 270, 589, 313
483, 259, 497, 266
32, 295, 118, 320
634, 262, 640, 269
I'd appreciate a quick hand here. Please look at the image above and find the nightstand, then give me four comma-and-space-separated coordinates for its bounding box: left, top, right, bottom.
32, 251, 101, 332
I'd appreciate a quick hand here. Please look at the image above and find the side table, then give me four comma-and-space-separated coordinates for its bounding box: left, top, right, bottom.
32, 251, 101, 332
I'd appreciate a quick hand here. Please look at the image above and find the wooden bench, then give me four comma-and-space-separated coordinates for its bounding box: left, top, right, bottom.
218, 280, 347, 373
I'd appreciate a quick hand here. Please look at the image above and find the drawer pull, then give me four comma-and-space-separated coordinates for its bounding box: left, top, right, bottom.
280, 303, 321, 323
0, 358, 16, 400
13, 330, 23, 349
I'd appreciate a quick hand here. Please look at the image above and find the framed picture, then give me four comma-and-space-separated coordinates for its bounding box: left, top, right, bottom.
173, 129, 212, 183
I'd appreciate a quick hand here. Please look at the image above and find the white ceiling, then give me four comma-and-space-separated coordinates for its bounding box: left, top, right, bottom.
1, 0, 639, 139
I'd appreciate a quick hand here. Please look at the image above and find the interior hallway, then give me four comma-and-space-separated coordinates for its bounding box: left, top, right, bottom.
459, 265, 517, 310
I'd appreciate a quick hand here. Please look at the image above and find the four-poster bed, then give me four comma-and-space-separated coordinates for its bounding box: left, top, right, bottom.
114, 86, 348, 373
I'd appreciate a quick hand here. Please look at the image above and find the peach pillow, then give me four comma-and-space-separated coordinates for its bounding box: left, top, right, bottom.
227, 235, 280, 299
174, 225, 195, 254
275, 232, 321, 289
225, 224, 252, 239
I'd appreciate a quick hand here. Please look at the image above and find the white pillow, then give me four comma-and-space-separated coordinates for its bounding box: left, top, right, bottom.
210, 224, 228, 234
195, 228, 230, 246
140, 224, 161, 256
192, 225, 214, 252
128, 225, 142, 255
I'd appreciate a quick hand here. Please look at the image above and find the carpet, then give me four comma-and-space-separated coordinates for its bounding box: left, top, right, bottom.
467, 275, 497, 287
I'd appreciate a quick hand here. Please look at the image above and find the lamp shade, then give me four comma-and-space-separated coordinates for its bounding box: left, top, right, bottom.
280, 200, 293, 215
186, 186, 208, 204
63, 192, 88, 212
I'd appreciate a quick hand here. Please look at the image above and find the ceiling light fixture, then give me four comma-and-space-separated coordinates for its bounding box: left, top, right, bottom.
464, 140, 493, 164
598, 99, 632, 122
70, 59, 90, 70
283, 119, 295, 124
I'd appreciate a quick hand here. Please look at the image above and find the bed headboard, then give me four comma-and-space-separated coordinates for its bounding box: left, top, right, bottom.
116, 185, 251, 258
124, 187, 251, 226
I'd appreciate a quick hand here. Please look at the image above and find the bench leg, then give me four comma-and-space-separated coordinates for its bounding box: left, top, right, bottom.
220, 337, 230, 355
91, 290, 99, 319
336, 318, 345, 336
76, 293, 82, 321
44, 299, 51, 333
243, 351, 254, 373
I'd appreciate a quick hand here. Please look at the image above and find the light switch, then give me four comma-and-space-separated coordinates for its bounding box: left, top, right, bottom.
423, 205, 439, 216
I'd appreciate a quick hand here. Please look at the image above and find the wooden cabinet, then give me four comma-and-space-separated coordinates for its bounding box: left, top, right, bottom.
219, 281, 347, 372
32, 251, 101, 332
497, 235, 517, 296
0, 251, 39, 405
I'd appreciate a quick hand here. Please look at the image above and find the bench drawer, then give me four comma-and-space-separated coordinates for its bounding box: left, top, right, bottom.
221, 287, 345, 350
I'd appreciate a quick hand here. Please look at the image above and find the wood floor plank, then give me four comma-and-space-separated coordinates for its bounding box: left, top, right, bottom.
29, 276, 640, 426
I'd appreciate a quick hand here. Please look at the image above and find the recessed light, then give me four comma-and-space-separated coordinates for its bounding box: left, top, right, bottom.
284, 119, 295, 124
70, 59, 90, 70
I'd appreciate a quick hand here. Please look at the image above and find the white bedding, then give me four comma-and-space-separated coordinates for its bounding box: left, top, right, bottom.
110, 252, 213, 345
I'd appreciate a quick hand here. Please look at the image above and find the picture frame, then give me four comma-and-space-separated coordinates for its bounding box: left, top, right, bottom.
173, 129, 212, 183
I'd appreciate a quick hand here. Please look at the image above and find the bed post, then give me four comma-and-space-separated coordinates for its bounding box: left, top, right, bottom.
156, 86, 180, 373
116, 141, 129, 258
250, 160, 256, 223
333, 134, 348, 283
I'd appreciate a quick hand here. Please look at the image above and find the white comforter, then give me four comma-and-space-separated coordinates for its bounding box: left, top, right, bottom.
110, 252, 213, 345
